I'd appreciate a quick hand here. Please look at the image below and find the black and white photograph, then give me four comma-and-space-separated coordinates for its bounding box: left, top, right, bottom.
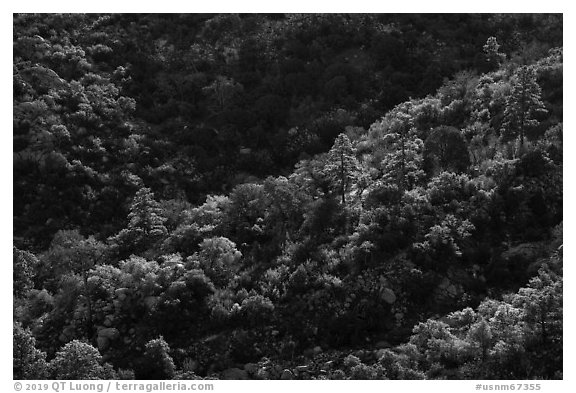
12, 9, 564, 383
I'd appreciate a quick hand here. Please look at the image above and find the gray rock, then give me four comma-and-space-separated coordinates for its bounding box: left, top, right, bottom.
381, 288, 396, 304
446, 283, 459, 296
19, 66, 65, 91
438, 277, 451, 290
322, 360, 334, 370
502, 243, 542, 262
244, 363, 259, 375
98, 327, 120, 340
527, 258, 547, 275
281, 369, 294, 380
143, 296, 159, 309
271, 365, 283, 378
256, 369, 270, 380
103, 315, 114, 327
375, 349, 387, 359
221, 367, 248, 380
96, 336, 110, 351
114, 288, 129, 300
375, 340, 392, 349
62, 325, 76, 338
184, 359, 198, 372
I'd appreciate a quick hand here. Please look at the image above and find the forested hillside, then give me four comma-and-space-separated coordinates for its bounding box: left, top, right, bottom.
14, 13, 562, 380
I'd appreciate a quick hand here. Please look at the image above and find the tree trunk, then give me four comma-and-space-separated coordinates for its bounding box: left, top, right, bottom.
401, 135, 406, 190
82, 269, 94, 340
540, 310, 547, 343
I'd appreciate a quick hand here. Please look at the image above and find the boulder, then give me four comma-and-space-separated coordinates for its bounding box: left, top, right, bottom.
281, 369, 294, 380
98, 327, 120, 340
295, 365, 309, 373
375, 349, 389, 359
256, 369, 270, 379
97, 336, 110, 351
322, 361, 334, 370
221, 367, 248, 380
270, 365, 283, 379
313, 346, 323, 356
502, 243, 542, 262
446, 283, 459, 297
438, 277, 451, 290
446, 267, 471, 283
114, 288, 130, 300
353, 350, 368, 360
185, 359, 199, 372
143, 296, 159, 309
435, 277, 463, 303
62, 325, 76, 339
375, 340, 392, 349
381, 288, 396, 304
20, 66, 66, 91
103, 315, 114, 327
527, 258, 547, 275
243, 363, 259, 375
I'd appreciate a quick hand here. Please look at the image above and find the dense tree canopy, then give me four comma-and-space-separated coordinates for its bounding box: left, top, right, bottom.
13, 13, 562, 380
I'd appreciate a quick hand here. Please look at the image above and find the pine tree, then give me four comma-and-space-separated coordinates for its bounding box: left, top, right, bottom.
324, 133, 360, 206
112, 187, 168, 257
501, 66, 547, 153
128, 188, 168, 239
143, 336, 176, 379
376, 113, 425, 191
324, 133, 362, 234
483, 36, 506, 69
467, 318, 493, 362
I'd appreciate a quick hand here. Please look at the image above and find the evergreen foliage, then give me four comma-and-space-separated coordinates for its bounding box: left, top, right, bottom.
13, 323, 48, 379
501, 66, 547, 150
13, 13, 562, 380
